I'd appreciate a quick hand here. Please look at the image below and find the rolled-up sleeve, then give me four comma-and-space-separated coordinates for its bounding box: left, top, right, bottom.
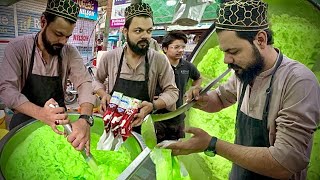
269, 72, 320, 173
156, 55, 179, 110
216, 74, 238, 108
92, 52, 109, 93
67, 46, 96, 105
0, 42, 29, 108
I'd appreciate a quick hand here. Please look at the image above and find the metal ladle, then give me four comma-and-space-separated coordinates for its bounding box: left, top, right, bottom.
141, 68, 231, 149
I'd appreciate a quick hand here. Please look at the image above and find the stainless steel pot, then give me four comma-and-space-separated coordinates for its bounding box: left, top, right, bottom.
0, 113, 146, 179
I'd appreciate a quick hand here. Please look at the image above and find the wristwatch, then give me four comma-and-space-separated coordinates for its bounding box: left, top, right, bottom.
204, 136, 218, 157
79, 114, 94, 127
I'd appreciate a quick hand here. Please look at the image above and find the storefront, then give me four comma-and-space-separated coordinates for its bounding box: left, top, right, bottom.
0, 0, 98, 64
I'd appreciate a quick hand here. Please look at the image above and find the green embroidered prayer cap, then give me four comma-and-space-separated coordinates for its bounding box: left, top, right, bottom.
45, 0, 80, 23
216, 0, 269, 31
125, 3, 153, 21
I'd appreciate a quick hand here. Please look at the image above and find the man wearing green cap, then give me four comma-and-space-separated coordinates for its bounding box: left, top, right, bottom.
162, 0, 320, 179
0, 0, 96, 152
93, 3, 178, 133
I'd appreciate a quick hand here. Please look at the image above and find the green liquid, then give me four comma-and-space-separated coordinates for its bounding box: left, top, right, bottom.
4, 126, 132, 180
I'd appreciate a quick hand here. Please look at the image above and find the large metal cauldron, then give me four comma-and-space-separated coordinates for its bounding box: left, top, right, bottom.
0, 113, 146, 179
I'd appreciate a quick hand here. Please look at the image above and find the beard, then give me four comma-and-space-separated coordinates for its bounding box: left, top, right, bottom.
228, 45, 264, 84
42, 27, 64, 56
126, 35, 149, 56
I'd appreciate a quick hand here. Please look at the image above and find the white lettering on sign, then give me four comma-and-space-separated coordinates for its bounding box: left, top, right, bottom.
110, 18, 125, 27
34, 18, 40, 29
80, 9, 94, 17
75, 0, 94, 11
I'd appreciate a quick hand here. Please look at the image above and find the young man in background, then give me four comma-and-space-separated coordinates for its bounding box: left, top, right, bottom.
154, 30, 202, 142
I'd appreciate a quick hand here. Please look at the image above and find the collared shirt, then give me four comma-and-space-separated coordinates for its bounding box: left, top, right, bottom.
93, 47, 179, 110
216, 52, 320, 179
0, 34, 96, 109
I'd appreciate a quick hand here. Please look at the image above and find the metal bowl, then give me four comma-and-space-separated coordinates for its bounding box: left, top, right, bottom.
0, 113, 146, 179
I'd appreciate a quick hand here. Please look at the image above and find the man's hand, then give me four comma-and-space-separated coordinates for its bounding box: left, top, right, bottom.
185, 86, 210, 109
158, 127, 212, 156
99, 93, 111, 114
185, 85, 202, 102
67, 119, 91, 155
132, 101, 153, 127
43, 99, 69, 135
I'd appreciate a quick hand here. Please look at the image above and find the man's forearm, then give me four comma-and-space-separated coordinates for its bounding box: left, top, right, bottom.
216, 139, 292, 179
79, 102, 93, 115
192, 77, 202, 87
153, 98, 166, 110
96, 88, 108, 98
15, 101, 44, 120
197, 90, 224, 113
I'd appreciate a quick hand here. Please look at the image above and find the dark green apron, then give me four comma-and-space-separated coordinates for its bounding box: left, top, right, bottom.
111, 50, 150, 134
9, 34, 65, 130
230, 52, 283, 179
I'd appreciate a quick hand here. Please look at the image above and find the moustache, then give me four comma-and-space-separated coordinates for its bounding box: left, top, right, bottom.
138, 40, 149, 45
52, 44, 64, 49
228, 63, 241, 70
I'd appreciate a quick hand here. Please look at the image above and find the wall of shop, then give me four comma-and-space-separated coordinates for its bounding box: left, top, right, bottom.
0, 0, 97, 64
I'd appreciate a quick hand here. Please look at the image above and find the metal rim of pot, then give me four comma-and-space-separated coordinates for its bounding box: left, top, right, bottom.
0, 113, 147, 179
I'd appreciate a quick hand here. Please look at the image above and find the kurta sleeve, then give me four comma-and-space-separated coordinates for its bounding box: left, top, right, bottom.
92, 51, 110, 93
67, 46, 96, 105
269, 70, 320, 173
216, 74, 238, 108
0, 41, 29, 108
156, 54, 179, 111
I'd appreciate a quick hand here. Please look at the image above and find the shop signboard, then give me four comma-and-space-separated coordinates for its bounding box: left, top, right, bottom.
74, 0, 98, 21
69, 18, 95, 47
68, 18, 95, 60
0, 6, 15, 39
110, 0, 130, 28
17, 10, 41, 36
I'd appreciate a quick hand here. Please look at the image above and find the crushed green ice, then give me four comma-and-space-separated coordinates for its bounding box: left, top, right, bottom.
4, 126, 132, 180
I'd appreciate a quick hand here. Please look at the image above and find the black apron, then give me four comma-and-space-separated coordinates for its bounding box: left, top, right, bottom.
154, 63, 185, 143
9, 34, 65, 130
230, 52, 283, 180
111, 50, 150, 134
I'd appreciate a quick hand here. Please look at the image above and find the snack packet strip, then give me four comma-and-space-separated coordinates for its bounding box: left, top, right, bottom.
110, 96, 131, 136
102, 91, 123, 131
119, 98, 141, 141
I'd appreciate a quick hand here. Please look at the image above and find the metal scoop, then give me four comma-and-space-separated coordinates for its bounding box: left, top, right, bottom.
141, 68, 231, 149
48, 104, 99, 172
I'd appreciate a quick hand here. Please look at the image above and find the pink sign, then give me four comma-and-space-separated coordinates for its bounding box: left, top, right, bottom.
110, 0, 130, 28
110, 18, 125, 28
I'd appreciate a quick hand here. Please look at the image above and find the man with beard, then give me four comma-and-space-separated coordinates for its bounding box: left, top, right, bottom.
93, 3, 178, 132
0, 0, 96, 153
154, 30, 202, 143
161, 0, 320, 179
